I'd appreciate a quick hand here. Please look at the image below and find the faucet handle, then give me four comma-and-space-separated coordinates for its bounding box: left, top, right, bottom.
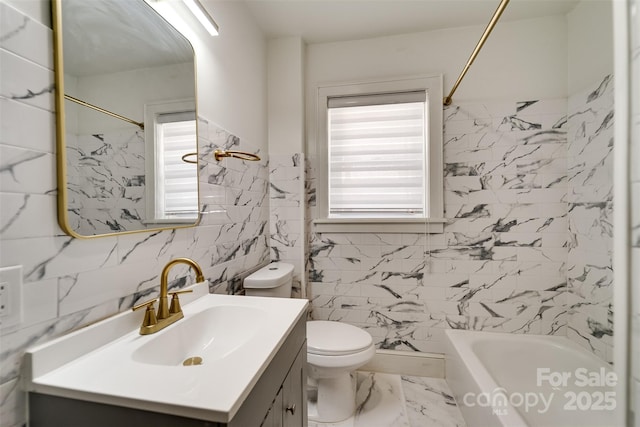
132, 298, 157, 311
168, 289, 193, 314
132, 299, 158, 327
169, 289, 193, 295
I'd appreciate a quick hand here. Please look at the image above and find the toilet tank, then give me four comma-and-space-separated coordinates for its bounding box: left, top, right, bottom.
244, 262, 294, 298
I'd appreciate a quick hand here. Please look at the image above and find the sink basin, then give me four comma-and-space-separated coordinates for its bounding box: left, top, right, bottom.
132, 305, 266, 366
23, 282, 309, 423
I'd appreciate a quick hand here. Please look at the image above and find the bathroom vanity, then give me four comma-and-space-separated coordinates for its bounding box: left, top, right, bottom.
24, 283, 308, 427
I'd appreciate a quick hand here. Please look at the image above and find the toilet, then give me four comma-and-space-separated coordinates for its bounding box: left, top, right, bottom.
244, 262, 375, 423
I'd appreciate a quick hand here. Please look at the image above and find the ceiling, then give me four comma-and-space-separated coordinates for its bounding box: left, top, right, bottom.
61, 0, 581, 77
243, 0, 581, 44
62, 0, 193, 77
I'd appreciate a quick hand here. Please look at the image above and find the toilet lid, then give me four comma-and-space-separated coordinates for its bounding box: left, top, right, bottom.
307, 321, 373, 356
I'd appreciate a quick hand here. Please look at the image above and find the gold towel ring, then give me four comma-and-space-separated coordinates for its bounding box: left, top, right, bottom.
181, 152, 198, 164
214, 149, 261, 162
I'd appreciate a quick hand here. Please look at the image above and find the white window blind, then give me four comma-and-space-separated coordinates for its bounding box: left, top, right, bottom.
155, 111, 198, 220
327, 91, 427, 218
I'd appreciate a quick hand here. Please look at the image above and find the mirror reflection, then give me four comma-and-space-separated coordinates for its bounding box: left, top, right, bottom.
55, 0, 199, 237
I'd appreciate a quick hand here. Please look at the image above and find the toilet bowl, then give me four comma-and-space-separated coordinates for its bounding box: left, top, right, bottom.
244, 263, 376, 423
306, 320, 375, 423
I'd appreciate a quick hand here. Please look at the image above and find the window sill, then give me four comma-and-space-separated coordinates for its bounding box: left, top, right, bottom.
312, 218, 446, 233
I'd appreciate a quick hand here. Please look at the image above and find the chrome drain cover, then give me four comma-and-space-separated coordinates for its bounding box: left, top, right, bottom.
182, 356, 203, 366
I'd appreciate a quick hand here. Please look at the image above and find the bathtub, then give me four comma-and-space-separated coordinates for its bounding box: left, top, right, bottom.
445, 330, 617, 427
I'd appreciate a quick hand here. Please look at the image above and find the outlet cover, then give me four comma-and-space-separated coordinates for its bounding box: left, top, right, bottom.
0, 265, 23, 329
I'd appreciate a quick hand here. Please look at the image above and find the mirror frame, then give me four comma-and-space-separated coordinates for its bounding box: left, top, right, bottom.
51, 0, 201, 239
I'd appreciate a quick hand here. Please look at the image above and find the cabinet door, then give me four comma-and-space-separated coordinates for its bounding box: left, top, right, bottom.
282, 346, 307, 427
261, 386, 283, 427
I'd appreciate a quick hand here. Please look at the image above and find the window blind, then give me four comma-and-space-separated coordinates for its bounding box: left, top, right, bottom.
156, 112, 198, 219
327, 91, 427, 218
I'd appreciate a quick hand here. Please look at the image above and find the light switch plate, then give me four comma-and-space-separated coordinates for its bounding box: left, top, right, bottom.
0, 265, 23, 329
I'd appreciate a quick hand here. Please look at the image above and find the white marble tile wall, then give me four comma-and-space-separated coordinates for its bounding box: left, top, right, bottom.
0, 2, 269, 426
269, 153, 305, 297
66, 127, 148, 235
629, 0, 640, 414
305, 157, 315, 304
196, 119, 270, 294
566, 75, 615, 363
309, 97, 570, 354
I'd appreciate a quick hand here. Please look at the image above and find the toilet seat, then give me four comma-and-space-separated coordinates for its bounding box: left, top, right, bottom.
307, 321, 373, 356
307, 345, 376, 370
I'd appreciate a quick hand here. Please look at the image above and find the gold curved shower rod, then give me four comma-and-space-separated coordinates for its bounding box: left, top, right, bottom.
64, 94, 145, 129
214, 149, 261, 162
443, 0, 510, 106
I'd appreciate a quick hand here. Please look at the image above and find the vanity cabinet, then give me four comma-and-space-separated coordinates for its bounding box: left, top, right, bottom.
29, 314, 307, 427
261, 341, 306, 427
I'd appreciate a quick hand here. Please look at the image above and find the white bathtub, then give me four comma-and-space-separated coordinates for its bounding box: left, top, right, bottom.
445, 330, 617, 427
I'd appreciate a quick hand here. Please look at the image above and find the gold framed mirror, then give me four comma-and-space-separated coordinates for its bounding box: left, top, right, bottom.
52, 0, 200, 238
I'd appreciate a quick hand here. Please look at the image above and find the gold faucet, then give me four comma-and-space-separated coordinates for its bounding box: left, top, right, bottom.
132, 258, 205, 335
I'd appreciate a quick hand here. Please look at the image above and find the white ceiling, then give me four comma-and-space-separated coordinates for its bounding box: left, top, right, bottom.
243, 0, 581, 44
62, 0, 193, 77
62, 0, 581, 77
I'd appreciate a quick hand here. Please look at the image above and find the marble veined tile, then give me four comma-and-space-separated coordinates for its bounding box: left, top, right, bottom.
0, 49, 54, 112
0, 1, 53, 69
353, 372, 410, 427
0, 192, 60, 239
0, 235, 118, 283
0, 378, 24, 427
310, 93, 577, 352
401, 376, 467, 427
516, 98, 568, 116
0, 97, 55, 153
565, 75, 614, 363
0, 141, 55, 195
2, 0, 50, 27
308, 372, 413, 427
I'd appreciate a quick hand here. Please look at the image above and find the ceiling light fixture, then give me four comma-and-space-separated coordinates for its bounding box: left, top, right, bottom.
182, 0, 219, 36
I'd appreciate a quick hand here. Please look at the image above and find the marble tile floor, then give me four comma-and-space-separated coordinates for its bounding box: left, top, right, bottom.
308, 372, 466, 427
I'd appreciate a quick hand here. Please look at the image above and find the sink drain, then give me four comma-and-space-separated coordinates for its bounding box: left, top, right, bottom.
183, 356, 203, 366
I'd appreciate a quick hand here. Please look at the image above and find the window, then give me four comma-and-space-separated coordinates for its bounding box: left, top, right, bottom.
145, 100, 199, 223
328, 92, 427, 218
154, 112, 198, 220
315, 76, 444, 233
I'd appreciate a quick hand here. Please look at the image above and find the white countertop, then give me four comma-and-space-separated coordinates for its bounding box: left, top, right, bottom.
23, 283, 308, 423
